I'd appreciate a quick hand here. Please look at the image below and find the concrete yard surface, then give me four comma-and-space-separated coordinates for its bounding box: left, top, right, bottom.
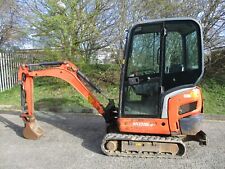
0, 110, 225, 169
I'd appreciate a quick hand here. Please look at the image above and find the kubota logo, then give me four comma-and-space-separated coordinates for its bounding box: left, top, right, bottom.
132, 122, 156, 127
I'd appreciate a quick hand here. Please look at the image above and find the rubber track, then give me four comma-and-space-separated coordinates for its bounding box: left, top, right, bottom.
101, 133, 186, 158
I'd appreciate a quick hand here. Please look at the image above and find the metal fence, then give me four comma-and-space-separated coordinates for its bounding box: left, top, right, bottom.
0, 52, 33, 92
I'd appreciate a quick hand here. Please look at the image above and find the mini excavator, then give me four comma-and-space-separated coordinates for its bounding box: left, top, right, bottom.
18, 18, 206, 157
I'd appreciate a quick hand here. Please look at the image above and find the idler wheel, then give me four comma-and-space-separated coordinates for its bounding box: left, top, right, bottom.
105, 141, 118, 151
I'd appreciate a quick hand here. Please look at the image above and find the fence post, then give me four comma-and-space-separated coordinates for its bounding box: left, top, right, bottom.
0, 53, 2, 92
0, 53, 5, 92
3, 53, 6, 91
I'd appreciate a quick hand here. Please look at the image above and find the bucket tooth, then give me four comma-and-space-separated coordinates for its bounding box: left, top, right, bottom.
23, 119, 44, 140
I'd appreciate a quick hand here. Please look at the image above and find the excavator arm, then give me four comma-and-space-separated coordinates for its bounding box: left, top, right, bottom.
18, 61, 117, 139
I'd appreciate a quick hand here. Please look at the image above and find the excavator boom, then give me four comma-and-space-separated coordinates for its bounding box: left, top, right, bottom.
18, 61, 116, 139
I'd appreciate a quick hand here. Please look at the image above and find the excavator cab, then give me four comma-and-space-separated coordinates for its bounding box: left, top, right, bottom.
100, 18, 206, 157
118, 18, 204, 135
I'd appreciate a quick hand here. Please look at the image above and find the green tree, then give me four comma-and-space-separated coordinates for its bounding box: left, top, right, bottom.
25, 0, 113, 62
20, 0, 225, 65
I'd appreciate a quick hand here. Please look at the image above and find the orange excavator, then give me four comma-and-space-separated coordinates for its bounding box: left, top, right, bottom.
18, 18, 206, 157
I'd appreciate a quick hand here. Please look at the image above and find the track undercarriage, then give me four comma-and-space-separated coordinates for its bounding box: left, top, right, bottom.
101, 133, 185, 158
101, 132, 206, 158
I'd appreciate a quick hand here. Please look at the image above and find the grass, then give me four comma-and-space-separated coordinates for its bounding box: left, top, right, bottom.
201, 77, 225, 115
0, 74, 119, 113
0, 65, 224, 115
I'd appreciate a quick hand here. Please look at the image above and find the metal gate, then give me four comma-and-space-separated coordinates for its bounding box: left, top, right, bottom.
0, 52, 32, 92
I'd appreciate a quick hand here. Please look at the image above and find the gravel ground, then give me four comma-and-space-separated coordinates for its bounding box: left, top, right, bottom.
0, 110, 225, 169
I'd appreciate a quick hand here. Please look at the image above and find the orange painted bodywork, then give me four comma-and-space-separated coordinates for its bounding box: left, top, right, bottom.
167, 87, 203, 134
117, 87, 203, 135
18, 61, 105, 119
118, 118, 170, 135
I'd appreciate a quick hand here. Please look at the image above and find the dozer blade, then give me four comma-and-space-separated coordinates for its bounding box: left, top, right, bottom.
23, 118, 44, 140
183, 130, 207, 146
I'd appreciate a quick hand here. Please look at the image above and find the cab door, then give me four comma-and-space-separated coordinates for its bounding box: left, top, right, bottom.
162, 20, 203, 90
